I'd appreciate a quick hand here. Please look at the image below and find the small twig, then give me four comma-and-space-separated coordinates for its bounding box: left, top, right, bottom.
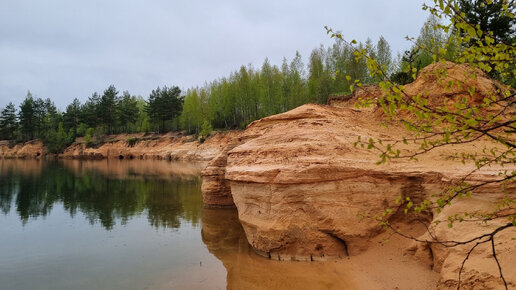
457, 241, 485, 289
491, 235, 508, 289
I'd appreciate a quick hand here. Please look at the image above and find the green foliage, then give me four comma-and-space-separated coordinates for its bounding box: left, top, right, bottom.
93, 127, 106, 145
200, 119, 213, 139
308, 47, 331, 104
329, 0, 515, 285
376, 36, 394, 79
126, 136, 139, 147
0, 102, 17, 140
390, 71, 414, 85
458, 0, 515, 46
17, 92, 61, 142
135, 97, 151, 133
43, 122, 74, 154
99, 85, 119, 134
84, 127, 94, 148
146, 86, 183, 133
18, 91, 36, 141
180, 88, 204, 134
138, 117, 151, 133
117, 91, 139, 133
76, 123, 87, 137
180, 42, 385, 131
63, 98, 81, 135
81, 92, 101, 129
457, 0, 516, 84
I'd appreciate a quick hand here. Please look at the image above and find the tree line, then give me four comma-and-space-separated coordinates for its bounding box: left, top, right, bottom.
1, 9, 513, 153
179, 35, 395, 134
0, 85, 183, 152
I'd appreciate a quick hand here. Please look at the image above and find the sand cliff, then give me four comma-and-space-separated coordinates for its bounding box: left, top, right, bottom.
202, 62, 516, 289
0, 131, 241, 162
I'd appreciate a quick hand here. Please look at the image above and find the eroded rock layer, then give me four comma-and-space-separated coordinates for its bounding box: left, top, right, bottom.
1, 131, 242, 162
201, 143, 240, 207
0, 140, 47, 159
61, 131, 241, 161
225, 104, 456, 260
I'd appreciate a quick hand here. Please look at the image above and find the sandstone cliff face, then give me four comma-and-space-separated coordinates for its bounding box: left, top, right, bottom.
225, 104, 457, 260
201, 143, 240, 207
202, 62, 515, 288
0, 140, 47, 159
408, 197, 516, 289
0, 132, 241, 163
0, 131, 236, 161
60, 132, 238, 161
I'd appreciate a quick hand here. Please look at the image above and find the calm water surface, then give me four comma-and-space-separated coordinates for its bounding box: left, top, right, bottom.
0, 159, 354, 290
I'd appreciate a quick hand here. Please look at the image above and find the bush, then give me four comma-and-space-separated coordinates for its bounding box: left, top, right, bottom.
390, 71, 414, 85
43, 122, 74, 153
76, 123, 87, 137
93, 127, 105, 144
84, 127, 94, 148
200, 120, 212, 138
126, 136, 139, 147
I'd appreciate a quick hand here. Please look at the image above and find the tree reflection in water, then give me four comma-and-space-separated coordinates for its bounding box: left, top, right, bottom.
0, 159, 202, 230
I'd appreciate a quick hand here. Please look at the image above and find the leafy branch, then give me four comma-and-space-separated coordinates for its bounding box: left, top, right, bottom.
329, 0, 515, 288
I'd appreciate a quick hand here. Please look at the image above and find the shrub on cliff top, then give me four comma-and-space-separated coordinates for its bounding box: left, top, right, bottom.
126, 136, 139, 147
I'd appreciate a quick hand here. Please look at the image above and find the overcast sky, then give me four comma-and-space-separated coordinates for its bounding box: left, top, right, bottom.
0, 0, 429, 109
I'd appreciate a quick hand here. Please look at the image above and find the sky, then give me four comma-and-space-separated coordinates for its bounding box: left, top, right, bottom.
0, 0, 429, 110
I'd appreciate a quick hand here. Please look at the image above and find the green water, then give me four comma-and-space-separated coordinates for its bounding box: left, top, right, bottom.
0, 159, 226, 290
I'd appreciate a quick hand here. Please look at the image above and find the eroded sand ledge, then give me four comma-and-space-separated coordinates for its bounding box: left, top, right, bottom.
0, 131, 241, 161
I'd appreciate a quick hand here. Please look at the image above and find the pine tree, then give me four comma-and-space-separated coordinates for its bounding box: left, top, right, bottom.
289, 51, 308, 107
18, 91, 36, 141
457, 0, 515, 84
376, 36, 393, 77
81, 93, 101, 129
41, 98, 60, 139
308, 47, 331, 104
63, 98, 81, 135
458, 0, 515, 45
0, 102, 17, 140
99, 85, 119, 134
117, 91, 139, 132
146, 86, 182, 133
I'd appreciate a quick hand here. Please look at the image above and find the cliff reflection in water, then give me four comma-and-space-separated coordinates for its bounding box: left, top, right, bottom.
0, 159, 203, 230
201, 208, 356, 290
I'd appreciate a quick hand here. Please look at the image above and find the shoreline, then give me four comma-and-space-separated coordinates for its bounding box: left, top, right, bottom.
0, 130, 241, 162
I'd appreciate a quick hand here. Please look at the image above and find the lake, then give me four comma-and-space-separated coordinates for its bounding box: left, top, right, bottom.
0, 159, 356, 290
